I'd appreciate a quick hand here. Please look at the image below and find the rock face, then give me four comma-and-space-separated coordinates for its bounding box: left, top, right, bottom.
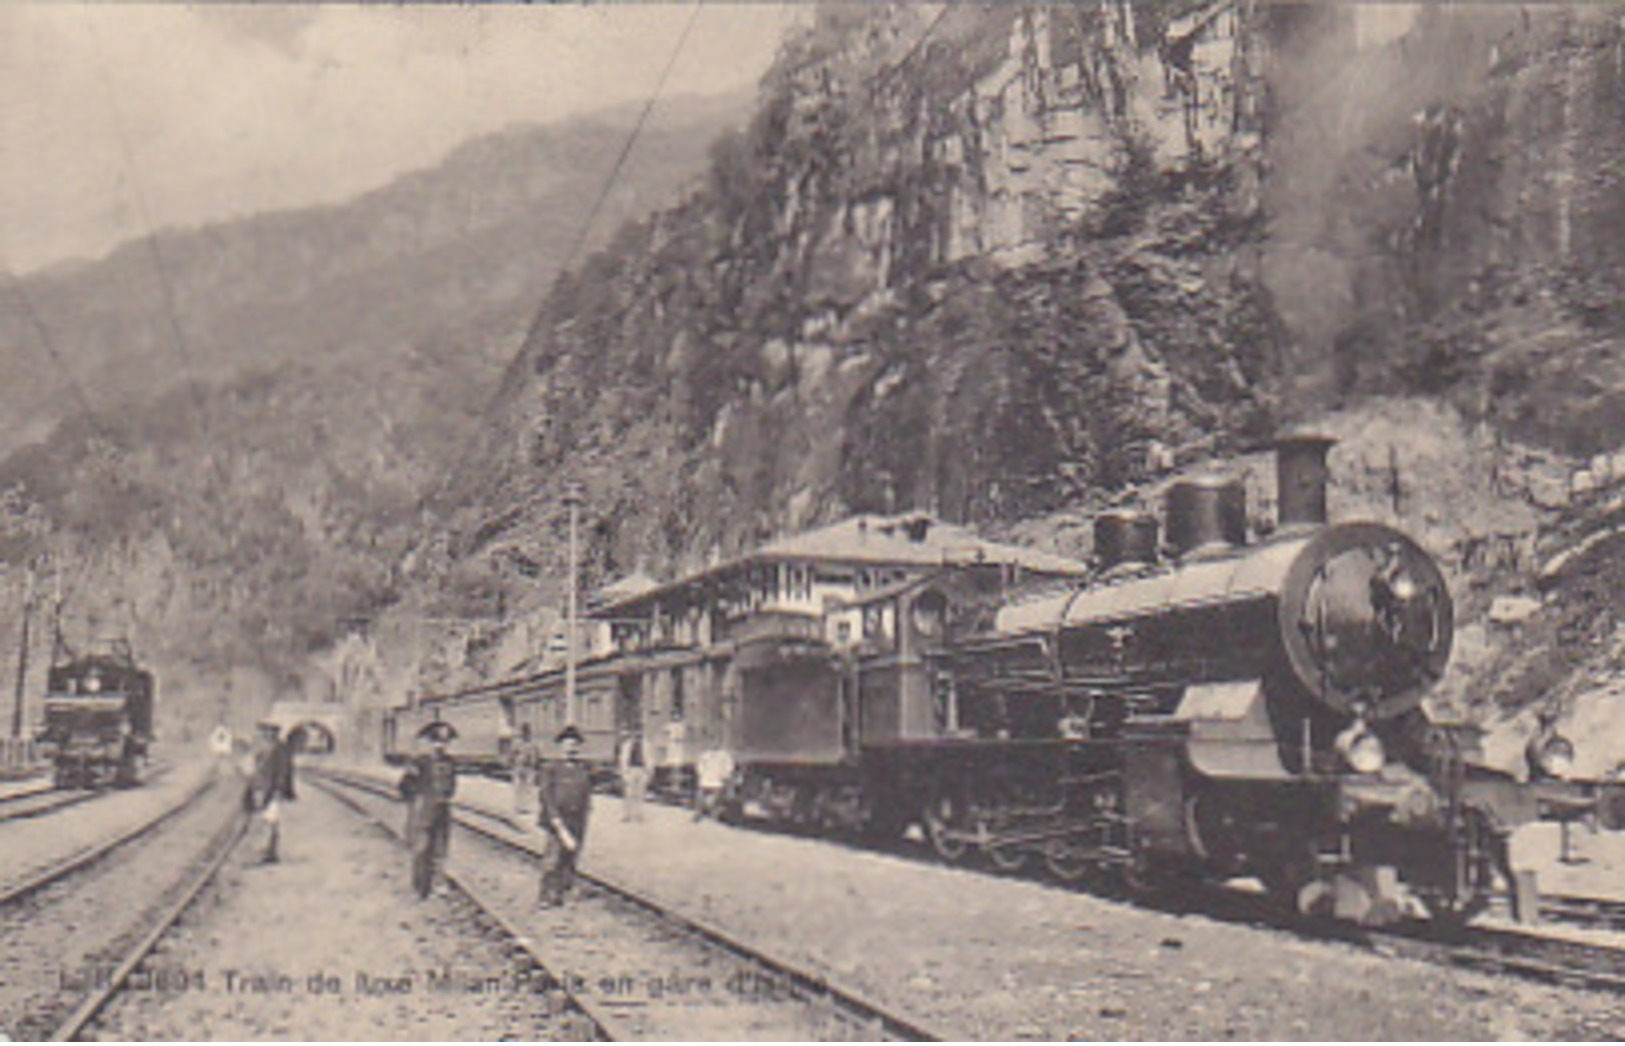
436, 4, 1625, 747
455, 3, 1298, 596
1263, 6, 1625, 453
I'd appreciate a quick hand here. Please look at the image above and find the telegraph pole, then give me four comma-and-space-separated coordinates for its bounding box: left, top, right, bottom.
11, 565, 34, 740
49, 553, 62, 666
563, 481, 584, 727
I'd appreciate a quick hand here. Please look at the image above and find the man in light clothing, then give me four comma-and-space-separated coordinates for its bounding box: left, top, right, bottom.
617, 730, 649, 823
694, 746, 735, 822
510, 723, 541, 827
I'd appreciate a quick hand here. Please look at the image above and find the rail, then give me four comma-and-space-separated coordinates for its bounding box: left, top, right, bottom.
309, 775, 620, 1040
47, 813, 247, 1041
0, 767, 212, 909
313, 765, 946, 1041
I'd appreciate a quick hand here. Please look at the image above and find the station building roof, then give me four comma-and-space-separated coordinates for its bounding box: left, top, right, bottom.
589, 512, 1088, 618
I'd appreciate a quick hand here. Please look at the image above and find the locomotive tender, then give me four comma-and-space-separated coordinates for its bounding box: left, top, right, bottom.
35, 640, 156, 789
390, 437, 1592, 925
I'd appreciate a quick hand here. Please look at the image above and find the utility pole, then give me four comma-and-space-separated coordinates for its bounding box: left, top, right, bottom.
11, 564, 34, 740
564, 481, 584, 728
49, 552, 62, 666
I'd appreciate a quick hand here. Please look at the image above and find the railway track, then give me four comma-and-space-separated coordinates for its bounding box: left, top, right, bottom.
0, 784, 94, 824
0, 767, 212, 908
0, 769, 245, 1040
47, 812, 247, 1041
312, 766, 946, 1041
1111, 862, 1625, 997
0, 760, 176, 827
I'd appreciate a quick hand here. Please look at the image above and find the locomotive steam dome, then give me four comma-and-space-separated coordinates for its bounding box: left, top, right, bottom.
1278, 522, 1454, 719
1094, 510, 1159, 570
1165, 475, 1247, 558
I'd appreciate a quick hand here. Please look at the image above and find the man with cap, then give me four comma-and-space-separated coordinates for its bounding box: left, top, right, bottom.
537, 724, 593, 907
399, 720, 459, 898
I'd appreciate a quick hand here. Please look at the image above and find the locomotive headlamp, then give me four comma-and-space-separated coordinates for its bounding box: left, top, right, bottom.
84, 675, 101, 694
1336, 720, 1386, 775
1532, 734, 1577, 781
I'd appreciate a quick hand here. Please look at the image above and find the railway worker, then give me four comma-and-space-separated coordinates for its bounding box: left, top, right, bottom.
245, 722, 297, 863
616, 729, 649, 823
537, 724, 592, 908
693, 745, 735, 822
510, 723, 541, 829
399, 720, 459, 898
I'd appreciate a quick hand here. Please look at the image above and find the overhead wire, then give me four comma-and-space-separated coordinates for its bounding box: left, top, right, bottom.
393, 0, 709, 640
438, 0, 709, 502
554, 0, 707, 299
83, 20, 217, 470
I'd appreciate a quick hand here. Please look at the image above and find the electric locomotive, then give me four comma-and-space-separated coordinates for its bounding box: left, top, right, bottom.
35, 640, 155, 789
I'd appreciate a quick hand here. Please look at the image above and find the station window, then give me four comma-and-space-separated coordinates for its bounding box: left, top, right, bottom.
671, 668, 685, 720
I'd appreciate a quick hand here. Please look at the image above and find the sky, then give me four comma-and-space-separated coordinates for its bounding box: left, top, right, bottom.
0, 3, 808, 275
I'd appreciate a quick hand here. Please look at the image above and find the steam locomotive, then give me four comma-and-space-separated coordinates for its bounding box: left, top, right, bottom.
35, 641, 156, 789
387, 436, 1597, 925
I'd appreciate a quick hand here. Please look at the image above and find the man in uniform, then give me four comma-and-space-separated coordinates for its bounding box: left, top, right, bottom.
399, 720, 458, 898
537, 724, 592, 907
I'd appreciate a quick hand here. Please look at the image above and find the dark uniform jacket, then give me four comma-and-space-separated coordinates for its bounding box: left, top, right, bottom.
400, 752, 458, 808
538, 759, 592, 835
245, 737, 296, 811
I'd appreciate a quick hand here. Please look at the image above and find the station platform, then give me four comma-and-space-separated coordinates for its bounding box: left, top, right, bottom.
326, 758, 1611, 1039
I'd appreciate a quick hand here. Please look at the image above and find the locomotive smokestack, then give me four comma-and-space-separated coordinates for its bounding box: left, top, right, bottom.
1094, 510, 1159, 571
1165, 475, 1247, 559
1276, 433, 1337, 528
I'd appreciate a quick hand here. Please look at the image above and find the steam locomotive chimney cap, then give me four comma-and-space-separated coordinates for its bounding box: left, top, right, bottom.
1275, 431, 1338, 451
1275, 431, 1338, 529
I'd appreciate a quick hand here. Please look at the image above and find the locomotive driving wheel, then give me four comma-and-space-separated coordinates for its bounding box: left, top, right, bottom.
987, 841, 1030, 872
1043, 836, 1093, 882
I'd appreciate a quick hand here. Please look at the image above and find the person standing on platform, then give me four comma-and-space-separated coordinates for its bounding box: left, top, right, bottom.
244, 722, 296, 863
399, 721, 458, 898
694, 745, 735, 822
617, 729, 648, 823
510, 723, 541, 829
537, 724, 592, 907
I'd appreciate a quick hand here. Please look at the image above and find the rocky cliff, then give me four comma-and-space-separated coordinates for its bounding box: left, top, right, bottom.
443, 3, 1293, 602
425, 3, 1625, 758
